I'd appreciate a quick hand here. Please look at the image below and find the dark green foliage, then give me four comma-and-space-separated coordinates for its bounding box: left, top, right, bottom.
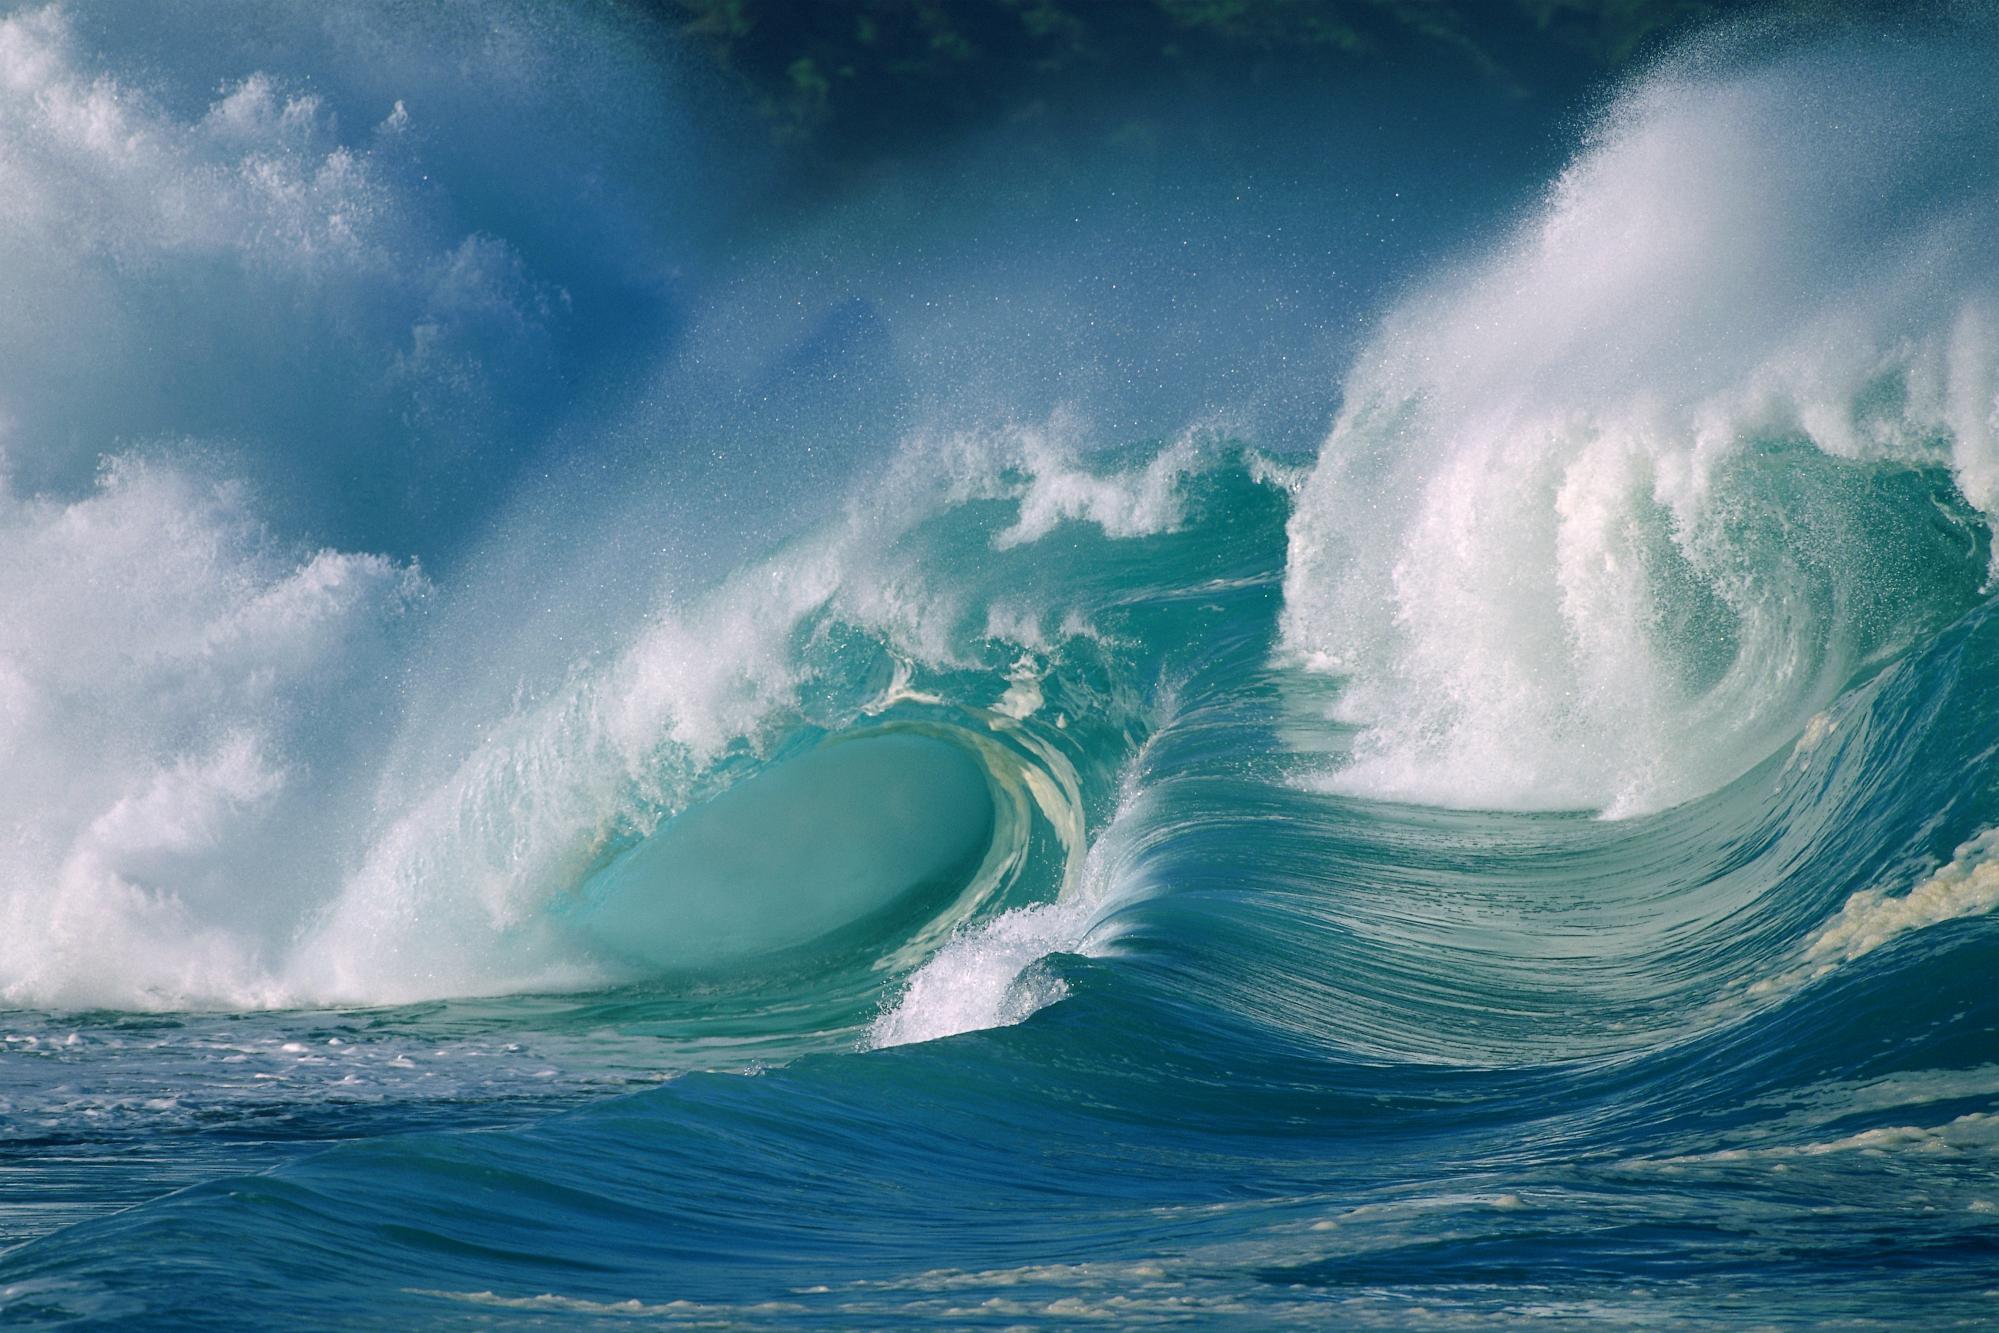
646, 0, 1737, 148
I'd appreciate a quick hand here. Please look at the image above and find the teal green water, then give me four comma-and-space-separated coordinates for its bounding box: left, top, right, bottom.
8, 457, 1998, 1324
4, 4, 1999, 1326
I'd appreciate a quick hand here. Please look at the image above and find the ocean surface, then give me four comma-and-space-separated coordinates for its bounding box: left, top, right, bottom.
2, 2, 1997, 1325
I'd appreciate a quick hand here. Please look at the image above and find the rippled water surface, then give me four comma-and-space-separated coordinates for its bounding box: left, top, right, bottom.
3, 2, 1998, 1326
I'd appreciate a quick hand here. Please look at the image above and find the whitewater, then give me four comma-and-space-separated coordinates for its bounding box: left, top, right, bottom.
3, 2, 1997, 1325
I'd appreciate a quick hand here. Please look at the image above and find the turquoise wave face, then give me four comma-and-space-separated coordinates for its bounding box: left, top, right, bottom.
8, 450, 1997, 1324
570, 730, 998, 972
5, 5, 1999, 1328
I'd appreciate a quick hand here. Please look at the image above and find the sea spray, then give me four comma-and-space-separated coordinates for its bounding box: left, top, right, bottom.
1283, 25, 1999, 815
3, 7, 1998, 1326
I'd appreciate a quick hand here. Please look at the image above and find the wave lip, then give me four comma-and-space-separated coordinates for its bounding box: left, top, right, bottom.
6, 7, 1999, 1326
1283, 23, 1999, 816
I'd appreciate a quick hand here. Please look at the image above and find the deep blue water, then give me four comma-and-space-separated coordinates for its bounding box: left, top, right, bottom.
2, 3, 1997, 1326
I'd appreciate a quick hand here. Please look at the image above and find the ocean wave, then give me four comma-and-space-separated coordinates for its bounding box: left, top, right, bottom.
4, 6, 1999, 1326
1283, 20, 1999, 816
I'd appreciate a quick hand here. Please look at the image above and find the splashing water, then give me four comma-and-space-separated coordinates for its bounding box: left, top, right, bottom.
3, 5, 1999, 1327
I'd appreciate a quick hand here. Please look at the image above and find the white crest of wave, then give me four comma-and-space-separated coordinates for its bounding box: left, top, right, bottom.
1282, 28, 1999, 816
300, 418, 1178, 1004
868, 705, 1172, 1049
0, 411, 1184, 1008
0, 461, 420, 1008
1801, 827, 1999, 977
864, 902, 1084, 1049
996, 424, 1198, 549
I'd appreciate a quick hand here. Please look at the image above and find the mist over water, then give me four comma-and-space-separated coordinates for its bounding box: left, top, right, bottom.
0, 0, 1555, 1014
4, 3, 1999, 1325
1285, 25, 1999, 814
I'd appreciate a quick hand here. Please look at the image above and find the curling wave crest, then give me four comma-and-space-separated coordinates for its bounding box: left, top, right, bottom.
1283, 28, 1999, 815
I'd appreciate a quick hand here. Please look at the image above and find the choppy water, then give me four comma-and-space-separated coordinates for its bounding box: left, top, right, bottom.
3, 3, 1997, 1326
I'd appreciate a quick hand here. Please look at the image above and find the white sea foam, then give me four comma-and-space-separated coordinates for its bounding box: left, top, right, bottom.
995, 423, 1199, 549
0, 398, 1182, 1008
303, 418, 1171, 1004
0, 0, 1203, 1011
868, 719, 1166, 1049
1645, 1113, 1999, 1166
1282, 29, 1999, 816
1797, 828, 1999, 977
0, 461, 420, 1008
1734, 827, 1999, 1006
0, 1, 582, 1007
865, 903, 1084, 1049
0, 4, 560, 503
